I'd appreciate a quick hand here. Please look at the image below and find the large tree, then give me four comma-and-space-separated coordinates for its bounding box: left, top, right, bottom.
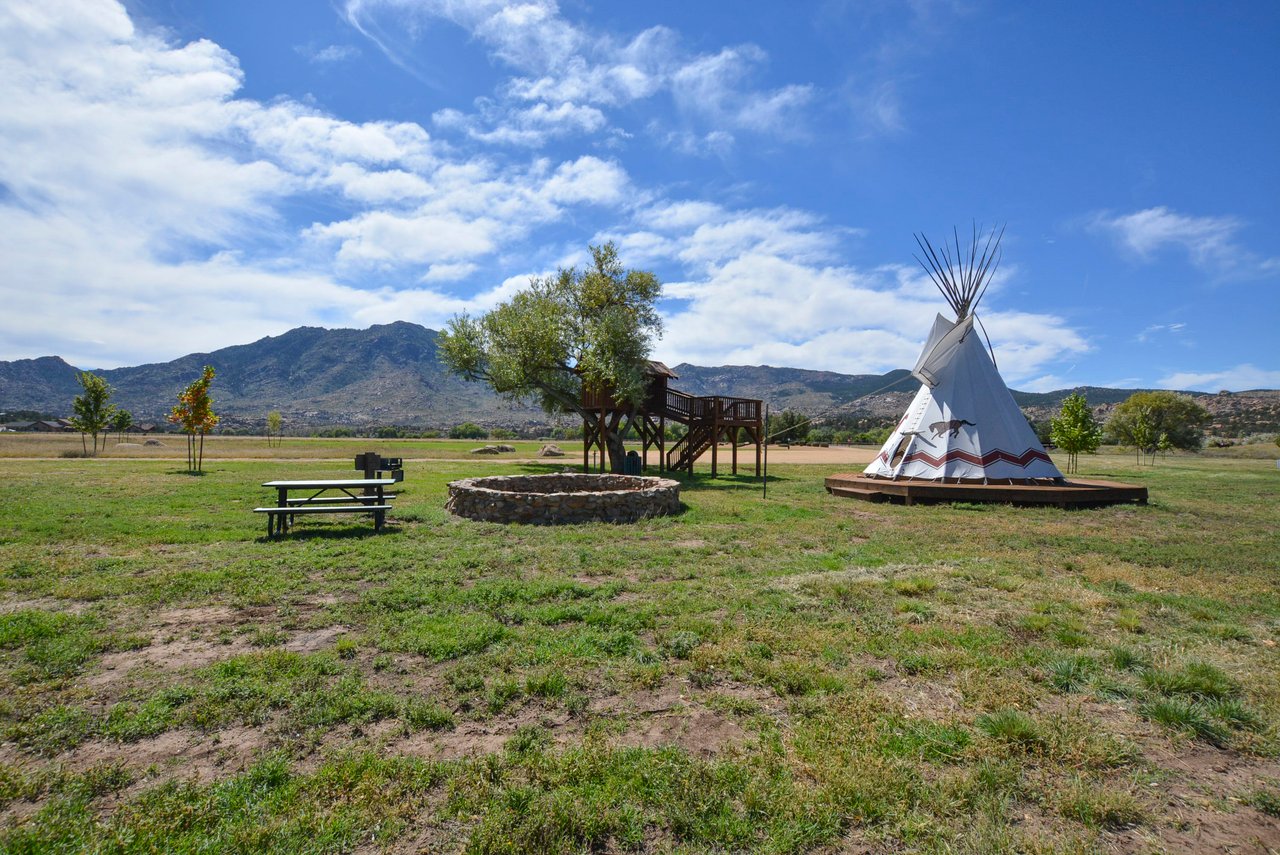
439, 243, 662, 472
69, 372, 115, 456
1106, 390, 1209, 464
1049, 392, 1101, 474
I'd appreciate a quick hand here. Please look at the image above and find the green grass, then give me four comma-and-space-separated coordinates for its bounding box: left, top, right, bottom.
0, 451, 1276, 851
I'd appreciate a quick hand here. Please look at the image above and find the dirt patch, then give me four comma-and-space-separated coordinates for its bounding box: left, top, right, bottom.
614, 706, 745, 757
592, 684, 750, 757
283, 625, 350, 653
1111, 740, 1280, 855
0, 598, 91, 615
591, 684, 689, 716
1033, 697, 1280, 853
765, 446, 879, 466
95, 638, 255, 682
876, 675, 964, 717
352, 805, 466, 855
92, 605, 351, 695
396, 706, 578, 761
56, 725, 270, 788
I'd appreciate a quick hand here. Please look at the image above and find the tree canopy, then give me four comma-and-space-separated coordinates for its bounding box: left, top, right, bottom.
767, 409, 810, 443
439, 243, 662, 471
1106, 390, 1209, 464
1049, 392, 1101, 474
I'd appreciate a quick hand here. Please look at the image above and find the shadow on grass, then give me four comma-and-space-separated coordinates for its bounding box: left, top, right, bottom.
669, 472, 776, 492
257, 524, 400, 543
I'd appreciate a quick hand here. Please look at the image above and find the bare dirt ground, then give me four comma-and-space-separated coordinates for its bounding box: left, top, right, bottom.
762, 445, 878, 466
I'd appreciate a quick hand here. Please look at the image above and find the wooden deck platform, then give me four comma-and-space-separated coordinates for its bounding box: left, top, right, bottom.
824, 473, 1148, 507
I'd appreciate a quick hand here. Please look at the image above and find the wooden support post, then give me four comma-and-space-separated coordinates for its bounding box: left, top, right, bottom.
640, 415, 648, 471
659, 415, 666, 472
731, 426, 738, 475
754, 425, 761, 476
711, 399, 719, 476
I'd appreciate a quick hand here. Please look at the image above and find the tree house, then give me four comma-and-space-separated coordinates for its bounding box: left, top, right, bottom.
581, 362, 764, 476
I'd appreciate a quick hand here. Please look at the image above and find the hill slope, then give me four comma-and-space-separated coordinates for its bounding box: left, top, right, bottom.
2, 322, 1277, 435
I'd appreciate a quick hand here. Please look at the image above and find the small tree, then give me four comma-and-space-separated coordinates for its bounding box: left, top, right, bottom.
69, 372, 115, 456
440, 243, 662, 473
266, 411, 282, 447
1049, 393, 1101, 474
169, 366, 218, 473
109, 409, 134, 444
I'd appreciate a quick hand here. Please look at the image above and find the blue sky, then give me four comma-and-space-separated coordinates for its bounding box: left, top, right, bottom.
1, 0, 1277, 391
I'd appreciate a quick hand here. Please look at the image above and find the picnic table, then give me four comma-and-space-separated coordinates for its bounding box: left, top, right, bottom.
255, 478, 396, 536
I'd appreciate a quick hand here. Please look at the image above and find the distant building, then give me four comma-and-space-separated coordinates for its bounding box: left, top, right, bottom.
29, 420, 67, 432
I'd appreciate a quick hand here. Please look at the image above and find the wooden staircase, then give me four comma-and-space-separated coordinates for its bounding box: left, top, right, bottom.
579, 364, 763, 477
666, 422, 716, 472
660, 390, 763, 475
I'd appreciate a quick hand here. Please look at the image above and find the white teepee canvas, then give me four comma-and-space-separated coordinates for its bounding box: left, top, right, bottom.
864, 226, 1063, 483
864, 314, 1062, 481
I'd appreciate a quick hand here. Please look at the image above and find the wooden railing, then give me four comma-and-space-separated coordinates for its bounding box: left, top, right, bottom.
583, 384, 762, 426
664, 392, 759, 424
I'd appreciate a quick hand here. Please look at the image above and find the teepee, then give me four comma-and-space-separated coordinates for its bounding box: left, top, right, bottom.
864, 226, 1063, 483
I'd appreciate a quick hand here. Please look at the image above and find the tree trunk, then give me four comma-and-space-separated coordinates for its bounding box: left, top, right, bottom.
605, 429, 627, 473
580, 408, 629, 473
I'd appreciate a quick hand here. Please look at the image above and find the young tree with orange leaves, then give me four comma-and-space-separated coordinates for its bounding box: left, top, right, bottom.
169, 365, 218, 473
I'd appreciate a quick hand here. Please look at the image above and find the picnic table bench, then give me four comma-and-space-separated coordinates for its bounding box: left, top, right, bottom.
255, 453, 406, 536
255, 479, 395, 535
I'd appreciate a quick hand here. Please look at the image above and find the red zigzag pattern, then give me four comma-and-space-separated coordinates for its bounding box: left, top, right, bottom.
877, 447, 1053, 468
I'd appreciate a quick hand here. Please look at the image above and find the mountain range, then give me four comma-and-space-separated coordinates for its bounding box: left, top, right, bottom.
2, 322, 1276, 436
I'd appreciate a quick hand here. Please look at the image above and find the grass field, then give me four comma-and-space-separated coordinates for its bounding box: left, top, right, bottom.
0, 439, 1277, 853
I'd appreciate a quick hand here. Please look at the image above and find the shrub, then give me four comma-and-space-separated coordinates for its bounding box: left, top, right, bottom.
449, 422, 488, 440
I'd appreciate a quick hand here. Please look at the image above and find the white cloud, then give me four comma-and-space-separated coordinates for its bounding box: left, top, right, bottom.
669, 45, 812, 138
343, 0, 814, 150
1092, 206, 1279, 279
656, 252, 1086, 382
434, 99, 607, 147
297, 43, 362, 63
308, 210, 502, 266
538, 156, 629, 205
421, 261, 478, 282
1136, 322, 1186, 343
1158, 364, 1280, 393
0, 0, 638, 365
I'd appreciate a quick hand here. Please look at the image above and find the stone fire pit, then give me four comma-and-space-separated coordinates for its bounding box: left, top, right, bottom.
446, 473, 681, 524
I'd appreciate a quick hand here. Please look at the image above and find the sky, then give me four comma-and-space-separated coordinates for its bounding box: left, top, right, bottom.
1, 0, 1277, 392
